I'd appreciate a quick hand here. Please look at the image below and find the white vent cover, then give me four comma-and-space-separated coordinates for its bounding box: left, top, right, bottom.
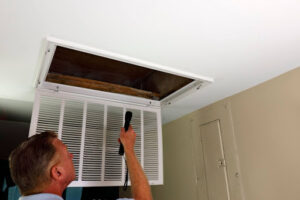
29, 89, 163, 186
29, 37, 214, 187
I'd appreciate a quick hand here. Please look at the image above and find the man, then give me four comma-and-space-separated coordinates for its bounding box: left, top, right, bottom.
9, 126, 152, 200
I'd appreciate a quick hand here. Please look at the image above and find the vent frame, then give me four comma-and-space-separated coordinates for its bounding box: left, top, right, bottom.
36, 37, 213, 107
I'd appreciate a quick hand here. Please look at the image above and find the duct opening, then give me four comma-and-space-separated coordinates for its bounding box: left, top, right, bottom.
45, 46, 194, 100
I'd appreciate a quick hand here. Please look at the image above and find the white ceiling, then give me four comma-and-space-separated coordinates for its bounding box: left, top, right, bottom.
0, 0, 299, 124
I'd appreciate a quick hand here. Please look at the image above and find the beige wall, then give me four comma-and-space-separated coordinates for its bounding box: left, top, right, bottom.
152, 116, 199, 200
152, 67, 300, 200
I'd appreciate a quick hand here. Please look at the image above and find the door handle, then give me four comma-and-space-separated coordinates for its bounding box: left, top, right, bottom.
217, 158, 226, 168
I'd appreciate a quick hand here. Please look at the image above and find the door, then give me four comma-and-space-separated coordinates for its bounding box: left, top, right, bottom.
200, 120, 230, 200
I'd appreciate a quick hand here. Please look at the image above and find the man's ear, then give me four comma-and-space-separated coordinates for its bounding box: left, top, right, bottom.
50, 165, 64, 181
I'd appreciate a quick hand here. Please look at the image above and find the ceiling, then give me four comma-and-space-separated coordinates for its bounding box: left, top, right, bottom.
0, 0, 299, 124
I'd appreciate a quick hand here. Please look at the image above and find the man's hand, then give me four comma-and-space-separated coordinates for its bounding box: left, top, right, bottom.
119, 125, 136, 153
119, 126, 153, 200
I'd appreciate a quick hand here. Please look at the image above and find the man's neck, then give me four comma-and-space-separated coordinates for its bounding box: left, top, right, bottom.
42, 182, 65, 197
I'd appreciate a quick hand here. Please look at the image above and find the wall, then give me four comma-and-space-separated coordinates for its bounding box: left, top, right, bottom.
152, 67, 300, 200
230, 67, 300, 199
152, 116, 199, 200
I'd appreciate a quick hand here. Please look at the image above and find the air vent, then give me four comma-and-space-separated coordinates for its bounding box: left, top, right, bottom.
30, 89, 163, 186
30, 37, 213, 187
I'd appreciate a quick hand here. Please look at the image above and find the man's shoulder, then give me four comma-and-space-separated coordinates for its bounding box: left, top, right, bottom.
19, 193, 64, 200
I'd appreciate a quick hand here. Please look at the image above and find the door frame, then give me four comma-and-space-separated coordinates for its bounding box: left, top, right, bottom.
189, 101, 245, 200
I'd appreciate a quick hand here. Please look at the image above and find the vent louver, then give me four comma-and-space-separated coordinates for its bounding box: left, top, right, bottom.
29, 89, 163, 186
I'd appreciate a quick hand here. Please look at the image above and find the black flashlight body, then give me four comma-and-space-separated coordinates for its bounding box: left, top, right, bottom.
119, 111, 132, 155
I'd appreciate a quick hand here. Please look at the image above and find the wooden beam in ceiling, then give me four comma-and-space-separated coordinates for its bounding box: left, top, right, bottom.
46, 73, 160, 100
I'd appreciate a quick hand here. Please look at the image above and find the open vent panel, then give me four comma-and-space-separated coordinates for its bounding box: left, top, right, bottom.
30, 89, 163, 186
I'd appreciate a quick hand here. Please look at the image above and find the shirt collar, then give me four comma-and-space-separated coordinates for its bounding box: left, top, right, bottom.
19, 193, 63, 200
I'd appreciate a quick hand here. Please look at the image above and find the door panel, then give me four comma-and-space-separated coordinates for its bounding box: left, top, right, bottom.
200, 120, 230, 200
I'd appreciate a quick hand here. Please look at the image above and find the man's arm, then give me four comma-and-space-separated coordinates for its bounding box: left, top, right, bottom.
120, 126, 152, 200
